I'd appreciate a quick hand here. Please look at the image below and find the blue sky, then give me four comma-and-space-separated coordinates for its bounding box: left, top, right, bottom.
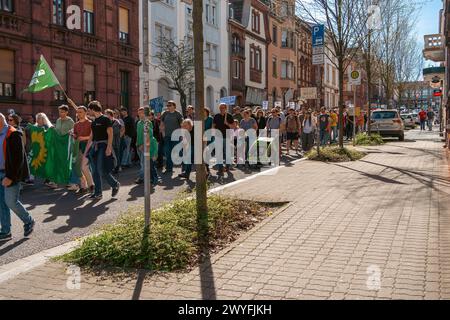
418, 0, 443, 67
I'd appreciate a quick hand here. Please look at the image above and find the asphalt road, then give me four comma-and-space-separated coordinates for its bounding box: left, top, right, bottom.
0, 152, 303, 265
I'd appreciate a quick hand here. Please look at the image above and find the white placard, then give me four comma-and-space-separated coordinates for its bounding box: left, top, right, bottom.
300, 87, 317, 99
312, 54, 324, 65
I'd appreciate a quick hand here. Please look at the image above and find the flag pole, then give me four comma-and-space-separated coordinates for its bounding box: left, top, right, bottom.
59, 84, 77, 110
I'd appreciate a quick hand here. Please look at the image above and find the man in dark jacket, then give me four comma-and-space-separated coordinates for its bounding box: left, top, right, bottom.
0, 113, 35, 241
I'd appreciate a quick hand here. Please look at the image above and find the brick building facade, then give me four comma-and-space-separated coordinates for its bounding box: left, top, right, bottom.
0, 0, 140, 122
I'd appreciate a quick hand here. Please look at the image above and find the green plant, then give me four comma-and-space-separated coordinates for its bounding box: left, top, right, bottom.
306, 146, 366, 162
355, 133, 385, 146
58, 196, 279, 271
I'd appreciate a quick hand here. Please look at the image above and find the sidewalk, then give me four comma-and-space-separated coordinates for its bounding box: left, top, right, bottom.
0, 130, 449, 300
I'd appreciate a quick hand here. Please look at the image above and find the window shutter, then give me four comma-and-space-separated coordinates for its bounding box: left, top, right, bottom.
84, 64, 95, 91
54, 59, 67, 90
119, 7, 129, 33
84, 0, 94, 12
0, 49, 14, 83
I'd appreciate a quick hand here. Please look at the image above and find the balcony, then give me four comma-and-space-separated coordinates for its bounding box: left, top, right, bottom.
250, 69, 262, 83
423, 34, 445, 62
118, 42, 133, 58
83, 34, 98, 51
0, 11, 22, 33
231, 79, 245, 92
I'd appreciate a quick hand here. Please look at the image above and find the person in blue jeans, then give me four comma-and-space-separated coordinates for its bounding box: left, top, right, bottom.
160, 101, 183, 174
0, 113, 35, 241
86, 101, 120, 200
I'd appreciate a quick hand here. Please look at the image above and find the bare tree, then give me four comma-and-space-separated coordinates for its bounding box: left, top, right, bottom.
394, 36, 423, 109
153, 36, 194, 117
373, 0, 422, 108
296, 0, 368, 148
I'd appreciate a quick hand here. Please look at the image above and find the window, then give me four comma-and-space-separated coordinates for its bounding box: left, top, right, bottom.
251, 10, 260, 33
233, 60, 241, 79
53, 59, 67, 101
119, 7, 129, 43
83, 0, 94, 34
83, 64, 95, 104
0, 0, 13, 12
255, 49, 260, 70
272, 25, 278, 45
206, 1, 217, 26
53, 0, 65, 26
272, 57, 277, 77
281, 29, 294, 48
281, 61, 294, 79
232, 34, 241, 53
155, 23, 172, 44
162, 0, 175, 6
120, 71, 129, 109
0, 49, 15, 98
250, 45, 262, 71
205, 43, 218, 70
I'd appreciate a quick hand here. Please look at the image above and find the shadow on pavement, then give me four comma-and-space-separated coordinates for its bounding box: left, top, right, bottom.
331, 163, 407, 185
48, 198, 117, 234
0, 238, 29, 255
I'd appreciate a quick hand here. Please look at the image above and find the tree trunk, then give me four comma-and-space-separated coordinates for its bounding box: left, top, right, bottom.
180, 91, 188, 118
193, 0, 208, 243
338, 57, 345, 149
366, 30, 372, 136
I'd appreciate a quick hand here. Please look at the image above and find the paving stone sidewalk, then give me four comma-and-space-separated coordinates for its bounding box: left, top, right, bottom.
0, 130, 449, 300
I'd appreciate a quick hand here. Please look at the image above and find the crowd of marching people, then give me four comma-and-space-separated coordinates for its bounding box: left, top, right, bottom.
9, 101, 372, 190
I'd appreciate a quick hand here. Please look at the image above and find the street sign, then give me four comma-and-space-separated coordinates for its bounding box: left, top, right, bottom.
433, 89, 442, 97
300, 87, 317, 99
312, 46, 324, 55
349, 69, 361, 85
312, 54, 324, 65
312, 24, 325, 47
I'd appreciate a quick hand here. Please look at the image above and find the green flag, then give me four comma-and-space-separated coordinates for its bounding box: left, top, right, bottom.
25, 55, 60, 93
28, 125, 74, 185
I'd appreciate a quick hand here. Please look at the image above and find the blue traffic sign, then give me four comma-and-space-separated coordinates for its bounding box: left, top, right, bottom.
312, 24, 325, 47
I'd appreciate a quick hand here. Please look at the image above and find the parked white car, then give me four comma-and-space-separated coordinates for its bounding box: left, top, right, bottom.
371, 110, 405, 141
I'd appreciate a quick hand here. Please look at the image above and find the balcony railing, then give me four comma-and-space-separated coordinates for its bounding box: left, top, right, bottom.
0, 11, 21, 32
231, 79, 245, 92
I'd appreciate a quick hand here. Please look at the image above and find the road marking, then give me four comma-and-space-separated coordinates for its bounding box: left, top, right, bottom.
0, 157, 307, 284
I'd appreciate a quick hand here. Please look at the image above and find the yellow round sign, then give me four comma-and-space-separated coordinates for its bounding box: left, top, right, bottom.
351, 71, 360, 79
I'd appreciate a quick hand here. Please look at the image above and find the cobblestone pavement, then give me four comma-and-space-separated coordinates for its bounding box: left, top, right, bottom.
0, 129, 449, 300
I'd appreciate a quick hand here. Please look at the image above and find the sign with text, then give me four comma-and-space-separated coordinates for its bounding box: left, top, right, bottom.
262, 101, 269, 110
312, 24, 325, 47
300, 87, 317, 99
312, 54, 324, 65
219, 96, 237, 106
149, 96, 164, 114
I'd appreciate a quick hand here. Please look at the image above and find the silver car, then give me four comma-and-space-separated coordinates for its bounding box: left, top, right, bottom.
400, 114, 416, 129
371, 110, 405, 141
